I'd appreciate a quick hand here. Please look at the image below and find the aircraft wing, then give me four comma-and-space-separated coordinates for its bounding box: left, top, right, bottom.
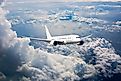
29, 37, 51, 42
81, 34, 92, 40
21, 36, 51, 42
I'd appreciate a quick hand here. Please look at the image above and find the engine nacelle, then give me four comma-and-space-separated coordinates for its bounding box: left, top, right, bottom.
53, 41, 58, 46
50, 40, 58, 46
78, 40, 84, 45
50, 40, 64, 46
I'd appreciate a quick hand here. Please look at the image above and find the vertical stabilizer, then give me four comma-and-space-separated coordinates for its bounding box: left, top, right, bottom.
45, 25, 52, 39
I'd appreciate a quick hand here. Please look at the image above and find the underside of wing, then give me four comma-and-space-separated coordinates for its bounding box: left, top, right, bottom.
29, 37, 51, 42
30, 37, 50, 42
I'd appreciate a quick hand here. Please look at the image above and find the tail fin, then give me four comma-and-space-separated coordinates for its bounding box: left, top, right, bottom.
45, 25, 52, 39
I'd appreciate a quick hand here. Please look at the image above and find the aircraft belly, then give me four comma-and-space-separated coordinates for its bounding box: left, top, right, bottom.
66, 40, 79, 44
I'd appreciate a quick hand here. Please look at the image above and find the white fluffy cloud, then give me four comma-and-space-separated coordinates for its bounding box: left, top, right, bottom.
0, 3, 89, 81
0, 1, 121, 81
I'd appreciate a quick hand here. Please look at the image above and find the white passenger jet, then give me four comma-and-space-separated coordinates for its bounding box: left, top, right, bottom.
27, 25, 91, 46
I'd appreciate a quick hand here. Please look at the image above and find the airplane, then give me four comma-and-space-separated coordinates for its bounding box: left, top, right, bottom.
26, 25, 92, 46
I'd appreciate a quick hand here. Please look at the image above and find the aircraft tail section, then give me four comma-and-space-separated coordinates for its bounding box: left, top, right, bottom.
45, 25, 52, 39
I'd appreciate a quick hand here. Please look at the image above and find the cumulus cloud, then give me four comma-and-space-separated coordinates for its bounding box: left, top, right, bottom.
0, 2, 87, 81
0, 72, 6, 80
0, 1, 121, 81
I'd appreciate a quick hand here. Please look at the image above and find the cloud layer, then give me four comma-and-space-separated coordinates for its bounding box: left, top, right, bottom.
0, 1, 121, 81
